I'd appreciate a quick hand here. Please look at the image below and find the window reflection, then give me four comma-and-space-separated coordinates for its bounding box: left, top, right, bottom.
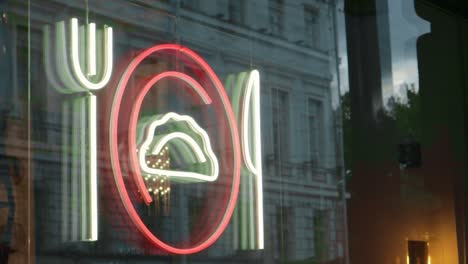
2, 0, 349, 263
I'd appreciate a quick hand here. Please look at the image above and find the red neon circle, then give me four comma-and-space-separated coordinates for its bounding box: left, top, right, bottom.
109, 44, 241, 255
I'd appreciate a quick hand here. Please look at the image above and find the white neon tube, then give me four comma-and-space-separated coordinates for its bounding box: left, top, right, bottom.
43, 26, 75, 94
55, 21, 85, 93
80, 97, 87, 241
70, 18, 113, 90
45, 18, 112, 242
138, 112, 219, 182
61, 101, 70, 242
241, 70, 264, 249
87, 23, 97, 76
71, 99, 80, 241
242, 70, 260, 175
151, 132, 207, 163
88, 95, 98, 241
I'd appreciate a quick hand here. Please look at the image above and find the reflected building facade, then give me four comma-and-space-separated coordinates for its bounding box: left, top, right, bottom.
0, 0, 347, 263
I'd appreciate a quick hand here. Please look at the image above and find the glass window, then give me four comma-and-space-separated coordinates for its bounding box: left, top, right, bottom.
304, 5, 320, 49
271, 88, 290, 167
15, 0, 468, 263
2, 0, 349, 262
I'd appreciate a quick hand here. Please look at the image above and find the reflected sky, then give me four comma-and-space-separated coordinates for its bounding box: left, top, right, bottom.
387, 0, 429, 98
338, 0, 430, 103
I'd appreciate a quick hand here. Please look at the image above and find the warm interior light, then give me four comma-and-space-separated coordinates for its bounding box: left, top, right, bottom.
144, 147, 171, 214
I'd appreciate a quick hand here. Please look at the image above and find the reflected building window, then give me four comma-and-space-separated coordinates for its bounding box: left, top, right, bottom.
314, 209, 329, 261
269, 0, 284, 36
228, 0, 245, 25
180, 0, 199, 11
271, 88, 289, 172
304, 5, 320, 49
307, 98, 323, 168
276, 206, 294, 260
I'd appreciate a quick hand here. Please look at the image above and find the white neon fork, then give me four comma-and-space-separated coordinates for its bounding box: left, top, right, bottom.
43, 18, 113, 242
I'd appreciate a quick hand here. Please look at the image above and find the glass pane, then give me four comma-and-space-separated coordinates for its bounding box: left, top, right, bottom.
343, 0, 468, 263
2, 0, 348, 263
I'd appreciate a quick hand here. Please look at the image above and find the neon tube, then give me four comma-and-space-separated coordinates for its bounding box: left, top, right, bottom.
128, 71, 213, 204
70, 18, 113, 90
138, 113, 219, 182
88, 94, 98, 241
234, 73, 253, 249
109, 44, 241, 254
87, 23, 97, 76
151, 132, 206, 162
241, 169, 248, 248
225, 74, 240, 250
61, 101, 69, 242
43, 18, 113, 242
44, 18, 114, 91
55, 21, 86, 93
248, 168, 255, 248
80, 97, 87, 241
241, 70, 264, 249
227, 70, 264, 250
242, 70, 260, 175
71, 99, 81, 241
43, 26, 74, 94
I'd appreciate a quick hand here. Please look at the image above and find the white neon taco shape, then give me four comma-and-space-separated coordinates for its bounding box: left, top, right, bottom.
138, 112, 219, 182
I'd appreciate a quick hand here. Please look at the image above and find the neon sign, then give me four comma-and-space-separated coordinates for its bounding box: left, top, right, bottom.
104, 44, 241, 254
136, 112, 219, 183
44, 18, 264, 254
225, 70, 264, 250
44, 18, 113, 242
128, 72, 220, 205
